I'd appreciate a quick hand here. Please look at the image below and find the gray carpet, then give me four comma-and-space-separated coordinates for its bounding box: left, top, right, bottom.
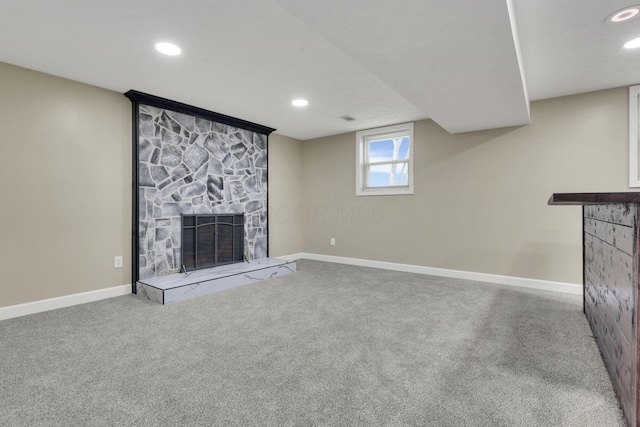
0, 260, 626, 426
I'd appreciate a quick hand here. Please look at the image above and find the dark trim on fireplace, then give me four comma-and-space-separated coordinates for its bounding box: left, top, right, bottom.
581, 205, 585, 314
131, 99, 140, 294
124, 90, 276, 136
266, 134, 270, 258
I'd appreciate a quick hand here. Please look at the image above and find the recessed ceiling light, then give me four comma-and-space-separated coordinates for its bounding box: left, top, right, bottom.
155, 42, 182, 56
624, 37, 640, 49
607, 6, 640, 23
292, 99, 308, 107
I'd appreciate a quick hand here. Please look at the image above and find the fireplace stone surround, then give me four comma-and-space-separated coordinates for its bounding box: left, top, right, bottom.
125, 91, 283, 293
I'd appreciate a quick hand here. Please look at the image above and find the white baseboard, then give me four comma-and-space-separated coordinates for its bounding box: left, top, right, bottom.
0, 253, 581, 321
277, 253, 306, 262
0, 284, 131, 321
283, 252, 582, 295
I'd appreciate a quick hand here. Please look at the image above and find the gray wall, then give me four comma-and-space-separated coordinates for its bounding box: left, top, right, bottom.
0, 61, 304, 308
301, 88, 629, 284
269, 133, 303, 257
0, 62, 131, 307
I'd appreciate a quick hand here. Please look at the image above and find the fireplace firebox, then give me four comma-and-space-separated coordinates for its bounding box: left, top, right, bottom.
181, 214, 244, 272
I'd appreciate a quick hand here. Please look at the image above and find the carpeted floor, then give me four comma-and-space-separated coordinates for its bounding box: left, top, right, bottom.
0, 260, 626, 426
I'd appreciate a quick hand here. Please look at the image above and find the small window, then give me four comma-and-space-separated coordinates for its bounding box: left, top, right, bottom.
356, 123, 414, 196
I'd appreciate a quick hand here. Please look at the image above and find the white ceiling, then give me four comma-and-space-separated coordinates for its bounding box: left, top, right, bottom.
0, 0, 638, 140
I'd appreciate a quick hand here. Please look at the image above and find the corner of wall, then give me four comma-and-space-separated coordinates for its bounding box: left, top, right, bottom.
268, 133, 304, 257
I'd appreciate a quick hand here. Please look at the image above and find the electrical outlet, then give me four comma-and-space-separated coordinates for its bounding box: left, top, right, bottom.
114, 256, 123, 268
330, 237, 336, 246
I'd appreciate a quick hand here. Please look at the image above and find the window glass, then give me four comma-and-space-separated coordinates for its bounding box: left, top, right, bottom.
356, 123, 414, 196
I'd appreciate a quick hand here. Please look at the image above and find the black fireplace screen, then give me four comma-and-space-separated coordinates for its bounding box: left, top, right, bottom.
181, 214, 244, 271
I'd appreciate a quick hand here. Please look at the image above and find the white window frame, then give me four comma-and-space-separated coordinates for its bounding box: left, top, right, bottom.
630, 85, 640, 187
356, 122, 414, 196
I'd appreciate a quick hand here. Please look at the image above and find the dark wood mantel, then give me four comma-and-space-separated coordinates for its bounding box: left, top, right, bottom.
549, 192, 640, 205
550, 192, 640, 427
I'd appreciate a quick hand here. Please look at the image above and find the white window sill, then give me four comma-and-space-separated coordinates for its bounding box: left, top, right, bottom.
356, 187, 413, 197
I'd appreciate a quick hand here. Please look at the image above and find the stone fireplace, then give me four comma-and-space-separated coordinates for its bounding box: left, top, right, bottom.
126, 91, 297, 304
125, 91, 277, 292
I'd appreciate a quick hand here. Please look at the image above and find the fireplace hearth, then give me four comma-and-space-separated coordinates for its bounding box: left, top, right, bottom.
181, 214, 244, 272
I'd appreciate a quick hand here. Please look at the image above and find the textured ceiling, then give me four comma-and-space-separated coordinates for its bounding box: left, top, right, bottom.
0, 0, 638, 140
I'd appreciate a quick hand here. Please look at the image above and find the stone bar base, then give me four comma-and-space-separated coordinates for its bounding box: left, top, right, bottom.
137, 258, 296, 304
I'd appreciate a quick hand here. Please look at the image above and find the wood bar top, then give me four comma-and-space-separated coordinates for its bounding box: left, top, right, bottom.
548, 192, 640, 205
